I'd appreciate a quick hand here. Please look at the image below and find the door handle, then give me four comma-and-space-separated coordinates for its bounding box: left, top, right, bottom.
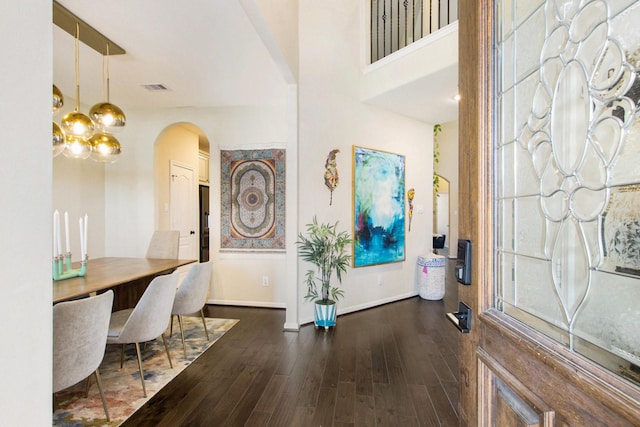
190, 230, 195, 235
446, 301, 472, 333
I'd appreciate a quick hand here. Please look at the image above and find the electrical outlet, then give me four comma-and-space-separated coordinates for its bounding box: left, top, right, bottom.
262, 276, 269, 286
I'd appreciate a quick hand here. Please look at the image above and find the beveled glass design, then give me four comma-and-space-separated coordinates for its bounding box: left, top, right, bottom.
495, 0, 640, 385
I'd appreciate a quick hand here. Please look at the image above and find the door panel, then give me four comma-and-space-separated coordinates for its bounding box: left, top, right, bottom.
170, 161, 196, 260
458, 1, 640, 425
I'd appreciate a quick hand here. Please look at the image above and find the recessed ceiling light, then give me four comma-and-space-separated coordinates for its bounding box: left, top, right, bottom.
142, 84, 170, 91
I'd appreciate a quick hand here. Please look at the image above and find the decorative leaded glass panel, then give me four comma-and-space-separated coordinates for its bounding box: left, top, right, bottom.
495, 0, 640, 386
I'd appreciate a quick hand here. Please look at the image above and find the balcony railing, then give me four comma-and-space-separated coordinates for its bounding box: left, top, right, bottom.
371, 0, 458, 63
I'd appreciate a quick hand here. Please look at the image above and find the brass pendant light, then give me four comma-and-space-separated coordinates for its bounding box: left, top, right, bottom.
52, 84, 65, 157
52, 84, 64, 114
52, 122, 65, 157
89, 43, 126, 134
60, 23, 94, 159
52, 2, 127, 162
89, 133, 121, 163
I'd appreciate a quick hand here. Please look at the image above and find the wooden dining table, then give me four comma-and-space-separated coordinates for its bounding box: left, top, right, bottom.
53, 257, 196, 310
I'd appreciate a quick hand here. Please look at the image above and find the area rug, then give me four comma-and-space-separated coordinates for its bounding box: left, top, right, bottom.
53, 317, 239, 426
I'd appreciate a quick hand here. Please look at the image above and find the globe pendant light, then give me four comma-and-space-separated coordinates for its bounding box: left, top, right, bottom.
89, 132, 122, 163
61, 23, 95, 152
64, 135, 93, 159
52, 84, 64, 114
53, 122, 65, 157
53, 85, 65, 157
90, 43, 126, 134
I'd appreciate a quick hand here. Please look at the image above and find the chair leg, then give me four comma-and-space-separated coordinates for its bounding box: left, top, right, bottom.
94, 369, 110, 422
200, 309, 210, 341
177, 315, 187, 358
120, 344, 125, 368
161, 333, 173, 368
170, 314, 175, 337
134, 342, 147, 398
84, 374, 91, 397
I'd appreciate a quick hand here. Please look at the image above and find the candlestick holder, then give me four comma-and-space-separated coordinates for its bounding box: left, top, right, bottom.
52, 253, 87, 281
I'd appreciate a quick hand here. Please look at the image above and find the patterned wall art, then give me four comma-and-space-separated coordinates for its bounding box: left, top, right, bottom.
352, 146, 405, 267
220, 149, 285, 251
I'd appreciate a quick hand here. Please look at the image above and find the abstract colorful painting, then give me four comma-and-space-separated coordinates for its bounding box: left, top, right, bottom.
220, 149, 286, 251
352, 146, 405, 267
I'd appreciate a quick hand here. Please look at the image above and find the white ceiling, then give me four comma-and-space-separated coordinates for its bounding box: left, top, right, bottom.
53, 0, 288, 111
53, 1, 458, 123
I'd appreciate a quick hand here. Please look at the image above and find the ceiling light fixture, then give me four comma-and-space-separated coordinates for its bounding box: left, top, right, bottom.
52, 1, 127, 162
90, 44, 126, 134
60, 23, 94, 159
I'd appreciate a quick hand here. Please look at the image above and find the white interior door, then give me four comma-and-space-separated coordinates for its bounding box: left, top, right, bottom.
170, 161, 197, 260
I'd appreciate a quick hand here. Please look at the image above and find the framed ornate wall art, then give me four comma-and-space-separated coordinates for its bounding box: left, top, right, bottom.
220, 148, 285, 251
352, 146, 405, 267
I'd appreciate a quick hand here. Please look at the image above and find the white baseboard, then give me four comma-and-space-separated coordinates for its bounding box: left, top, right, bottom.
283, 322, 300, 331
299, 291, 420, 326
206, 298, 286, 309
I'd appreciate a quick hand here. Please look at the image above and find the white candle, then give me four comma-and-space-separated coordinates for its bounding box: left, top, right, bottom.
64, 211, 70, 254
83, 214, 88, 259
79, 218, 84, 261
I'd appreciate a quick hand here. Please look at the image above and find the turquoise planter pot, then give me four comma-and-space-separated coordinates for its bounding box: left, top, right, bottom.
314, 300, 337, 329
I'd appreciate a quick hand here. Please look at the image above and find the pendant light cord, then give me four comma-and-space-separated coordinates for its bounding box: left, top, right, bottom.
74, 22, 80, 111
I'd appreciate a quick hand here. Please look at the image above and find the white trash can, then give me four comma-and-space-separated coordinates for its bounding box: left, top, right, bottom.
417, 254, 445, 300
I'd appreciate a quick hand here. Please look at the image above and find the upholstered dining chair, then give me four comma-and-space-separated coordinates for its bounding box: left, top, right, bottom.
171, 261, 212, 358
53, 290, 114, 422
107, 271, 179, 397
146, 230, 180, 259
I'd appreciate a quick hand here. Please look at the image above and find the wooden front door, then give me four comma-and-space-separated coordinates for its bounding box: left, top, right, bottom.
457, 1, 640, 425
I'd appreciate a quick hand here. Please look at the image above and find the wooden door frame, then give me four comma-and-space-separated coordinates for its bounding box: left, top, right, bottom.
458, 1, 640, 425
457, 1, 492, 424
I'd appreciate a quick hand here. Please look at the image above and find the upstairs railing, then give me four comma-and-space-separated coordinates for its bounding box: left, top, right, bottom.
371, 0, 458, 63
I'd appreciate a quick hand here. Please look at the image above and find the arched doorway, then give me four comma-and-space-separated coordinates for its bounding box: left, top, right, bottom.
154, 122, 210, 261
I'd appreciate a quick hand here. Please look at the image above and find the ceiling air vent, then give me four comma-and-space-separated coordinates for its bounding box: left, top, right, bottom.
142, 84, 170, 91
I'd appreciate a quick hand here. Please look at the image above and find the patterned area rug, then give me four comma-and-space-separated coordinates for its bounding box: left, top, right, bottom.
53, 317, 238, 426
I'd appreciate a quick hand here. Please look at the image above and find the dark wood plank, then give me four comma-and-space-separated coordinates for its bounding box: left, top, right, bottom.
334, 381, 356, 425
121, 262, 460, 426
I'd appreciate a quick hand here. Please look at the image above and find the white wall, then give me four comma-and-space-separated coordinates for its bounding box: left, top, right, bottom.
50, 2, 448, 335
297, 0, 434, 324
53, 146, 106, 262
0, 1, 52, 424
437, 120, 459, 257
104, 105, 292, 308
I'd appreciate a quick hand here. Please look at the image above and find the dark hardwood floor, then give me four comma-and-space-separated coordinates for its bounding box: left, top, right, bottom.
123, 259, 460, 426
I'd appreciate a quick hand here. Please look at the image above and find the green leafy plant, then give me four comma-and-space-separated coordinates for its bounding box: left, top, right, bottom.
433, 123, 442, 194
296, 216, 352, 303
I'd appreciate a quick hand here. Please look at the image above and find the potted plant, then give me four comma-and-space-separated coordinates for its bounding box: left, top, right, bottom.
296, 216, 352, 329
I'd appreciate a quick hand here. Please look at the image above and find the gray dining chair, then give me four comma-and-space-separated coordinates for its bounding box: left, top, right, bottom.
107, 271, 179, 397
171, 261, 212, 358
146, 230, 180, 259
53, 290, 114, 422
